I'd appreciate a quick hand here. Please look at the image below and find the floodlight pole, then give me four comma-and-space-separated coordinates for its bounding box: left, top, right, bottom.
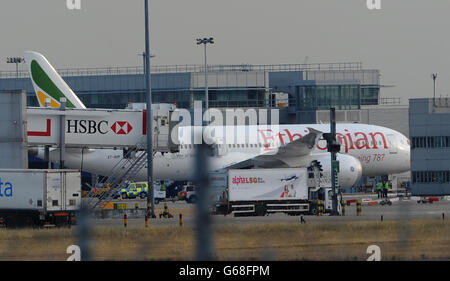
432, 73, 437, 106
144, 0, 155, 218
6, 57, 24, 78
196, 38, 214, 115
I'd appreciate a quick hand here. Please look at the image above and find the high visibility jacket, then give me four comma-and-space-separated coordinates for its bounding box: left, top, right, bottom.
377, 183, 382, 190
385, 183, 389, 190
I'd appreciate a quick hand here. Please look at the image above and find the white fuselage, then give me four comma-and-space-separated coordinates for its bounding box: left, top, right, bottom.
42, 123, 410, 186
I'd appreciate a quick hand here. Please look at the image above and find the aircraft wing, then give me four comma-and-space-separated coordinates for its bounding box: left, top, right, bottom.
220, 127, 323, 169
273, 127, 323, 157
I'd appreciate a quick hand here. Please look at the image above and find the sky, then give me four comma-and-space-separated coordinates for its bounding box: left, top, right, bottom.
1, 0, 450, 104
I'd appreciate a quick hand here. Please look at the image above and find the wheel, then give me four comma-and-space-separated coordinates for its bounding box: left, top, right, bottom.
387, 201, 392, 206
188, 196, 197, 204
121, 193, 127, 200
140, 193, 146, 199
309, 206, 318, 216
255, 205, 266, 216
380, 201, 385, 206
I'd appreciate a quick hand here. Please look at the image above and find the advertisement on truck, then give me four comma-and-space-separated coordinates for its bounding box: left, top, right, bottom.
228, 168, 308, 202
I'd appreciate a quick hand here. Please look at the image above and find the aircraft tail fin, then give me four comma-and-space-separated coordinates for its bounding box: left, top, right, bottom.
24, 51, 86, 109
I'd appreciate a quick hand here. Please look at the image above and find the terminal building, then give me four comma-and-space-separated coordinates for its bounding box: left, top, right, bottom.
0, 62, 384, 124
410, 98, 450, 195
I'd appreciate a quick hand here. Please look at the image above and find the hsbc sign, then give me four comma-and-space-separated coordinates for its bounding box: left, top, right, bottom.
66, 120, 134, 135
26, 107, 171, 149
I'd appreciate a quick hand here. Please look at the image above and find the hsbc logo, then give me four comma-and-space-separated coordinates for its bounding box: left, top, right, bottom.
111, 121, 133, 135
66, 120, 133, 135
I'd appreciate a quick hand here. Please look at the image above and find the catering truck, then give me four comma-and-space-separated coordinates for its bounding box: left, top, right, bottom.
0, 169, 81, 227
213, 168, 339, 216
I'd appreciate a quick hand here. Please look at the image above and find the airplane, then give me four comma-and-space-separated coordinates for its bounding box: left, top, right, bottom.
24, 51, 411, 188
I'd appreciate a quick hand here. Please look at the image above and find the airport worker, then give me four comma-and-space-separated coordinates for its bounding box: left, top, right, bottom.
384, 181, 389, 198
377, 181, 382, 198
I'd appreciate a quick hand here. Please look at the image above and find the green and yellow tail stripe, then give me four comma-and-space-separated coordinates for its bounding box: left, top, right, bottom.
24, 51, 86, 109
30, 60, 75, 108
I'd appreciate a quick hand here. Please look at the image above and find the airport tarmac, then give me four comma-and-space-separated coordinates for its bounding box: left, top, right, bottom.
82, 198, 450, 228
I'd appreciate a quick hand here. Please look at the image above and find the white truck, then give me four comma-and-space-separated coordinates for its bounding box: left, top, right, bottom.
213, 168, 338, 216
0, 169, 81, 227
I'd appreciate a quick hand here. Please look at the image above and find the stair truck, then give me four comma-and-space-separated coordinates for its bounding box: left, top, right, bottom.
0, 169, 81, 227
212, 168, 339, 216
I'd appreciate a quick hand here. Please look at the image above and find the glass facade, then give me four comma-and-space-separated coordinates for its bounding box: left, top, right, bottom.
360, 86, 379, 105
295, 84, 361, 110
411, 136, 450, 149
412, 171, 450, 184
194, 87, 266, 108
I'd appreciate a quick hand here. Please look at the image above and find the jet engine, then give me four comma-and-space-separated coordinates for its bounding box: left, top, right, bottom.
312, 154, 363, 187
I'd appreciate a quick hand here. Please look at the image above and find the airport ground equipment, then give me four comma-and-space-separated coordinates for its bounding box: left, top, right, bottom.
356, 199, 362, 216
159, 202, 174, 219
379, 198, 392, 206
0, 169, 81, 227
178, 184, 197, 203
86, 145, 149, 209
213, 168, 337, 216
27, 106, 179, 152
112, 181, 166, 202
417, 196, 439, 204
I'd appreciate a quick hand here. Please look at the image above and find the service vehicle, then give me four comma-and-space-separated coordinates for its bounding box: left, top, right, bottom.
113, 182, 166, 203
213, 168, 340, 216
178, 184, 197, 203
0, 169, 81, 227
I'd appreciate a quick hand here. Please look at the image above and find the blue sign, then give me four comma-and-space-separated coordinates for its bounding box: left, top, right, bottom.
0, 178, 13, 197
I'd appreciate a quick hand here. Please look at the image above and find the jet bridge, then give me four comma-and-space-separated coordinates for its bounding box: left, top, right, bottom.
26, 106, 179, 152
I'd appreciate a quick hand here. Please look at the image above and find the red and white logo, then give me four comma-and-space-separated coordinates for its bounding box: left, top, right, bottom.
111, 121, 133, 135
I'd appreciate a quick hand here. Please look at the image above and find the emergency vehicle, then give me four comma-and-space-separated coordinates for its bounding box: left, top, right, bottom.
113, 182, 166, 203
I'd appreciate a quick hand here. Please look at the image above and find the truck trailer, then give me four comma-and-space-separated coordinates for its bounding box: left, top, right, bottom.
213, 168, 339, 216
0, 169, 81, 227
